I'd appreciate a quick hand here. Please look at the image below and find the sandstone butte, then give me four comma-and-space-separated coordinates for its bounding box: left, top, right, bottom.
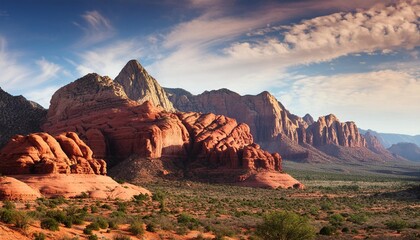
42, 69, 303, 189
0, 132, 150, 200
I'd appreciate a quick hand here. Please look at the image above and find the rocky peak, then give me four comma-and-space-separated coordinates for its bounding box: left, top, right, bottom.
302, 114, 314, 125
307, 114, 366, 147
0, 87, 47, 148
114, 59, 175, 112
46, 73, 135, 125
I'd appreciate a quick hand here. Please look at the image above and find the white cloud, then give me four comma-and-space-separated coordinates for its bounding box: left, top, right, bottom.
0, 10, 8, 17
277, 69, 420, 135
74, 10, 115, 46
0, 36, 64, 108
75, 39, 143, 78
23, 86, 61, 109
148, 0, 419, 95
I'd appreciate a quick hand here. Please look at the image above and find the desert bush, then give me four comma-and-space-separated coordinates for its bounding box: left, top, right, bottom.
96, 217, 109, 229
255, 211, 315, 240
348, 213, 368, 224
329, 214, 345, 226
129, 220, 145, 236
385, 218, 408, 231
88, 234, 98, 240
113, 235, 131, 240
177, 213, 200, 230
13, 211, 31, 229
101, 204, 112, 210
2, 200, 16, 210
33, 232, 46, 240
0, 209, 15, 223
41, 217, 59, 231
319, 226, 336, 235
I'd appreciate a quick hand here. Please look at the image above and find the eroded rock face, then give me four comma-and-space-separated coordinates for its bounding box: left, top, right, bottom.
43, 72, 285, 185
306, 114, 366, 147
0, 132, 106, 175
165, 88, 308, 147
115, 60, 175, 112
365, 132, 387, 154
0, 88, 47, 148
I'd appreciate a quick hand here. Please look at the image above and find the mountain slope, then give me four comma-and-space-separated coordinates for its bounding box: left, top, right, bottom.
0, 87, 47, 148
388, 142, 420, 162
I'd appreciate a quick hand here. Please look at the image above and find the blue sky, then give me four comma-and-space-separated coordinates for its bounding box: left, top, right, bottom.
0, 0, 419, 135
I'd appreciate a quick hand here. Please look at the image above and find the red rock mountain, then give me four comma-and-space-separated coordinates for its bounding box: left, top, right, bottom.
0, 87, 47, 148
42, 68, 300, 188
0, 132, 106, 175
165, 88, 397, 162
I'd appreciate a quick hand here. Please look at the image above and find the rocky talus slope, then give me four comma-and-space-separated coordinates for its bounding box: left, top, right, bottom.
0, 87, 46, 148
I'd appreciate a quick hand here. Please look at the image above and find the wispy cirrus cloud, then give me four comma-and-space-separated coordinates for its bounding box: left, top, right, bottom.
74, 39, 143, 78
148, 0, 419, 94
74, 10, 115, 46
0, 36, 64, 107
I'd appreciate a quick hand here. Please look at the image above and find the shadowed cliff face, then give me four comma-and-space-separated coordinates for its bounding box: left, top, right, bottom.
0, 88, 47, 148
42, 71, 289, 186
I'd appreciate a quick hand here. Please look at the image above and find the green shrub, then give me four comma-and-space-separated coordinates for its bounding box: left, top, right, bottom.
0, 209, 15, 223
33, 232, 46, 240
329, 214, 345, 226
342, 227, 350, 233
177, 213, 200, 230
348, 213, 368, 224
3, 200, 16, 210
385, 218, 408, 231
255, 211, 315, 240
13, 211, 31, 229
319, 226, 336, 235
90, 205, 98, 213
41, 217, 59, 231
96, 217, 109, 229
113, 235, 131, 240
129, 220, 145, 236
88, 234, 99, 240
146, 222, 157, 232
86, 222, 100, 231
101, 204, 112, 210
46, 210, 66, 223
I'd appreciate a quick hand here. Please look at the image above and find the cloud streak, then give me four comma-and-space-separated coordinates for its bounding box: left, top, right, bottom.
74, 10, 115, 46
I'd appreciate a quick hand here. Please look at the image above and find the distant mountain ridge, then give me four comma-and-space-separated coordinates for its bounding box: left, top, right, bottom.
359, 129, 420, 148
388, 142, 420, 162
165, 87, 398, 163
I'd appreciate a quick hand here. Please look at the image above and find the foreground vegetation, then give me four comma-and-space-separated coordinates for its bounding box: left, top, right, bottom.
0, 171, 419, 239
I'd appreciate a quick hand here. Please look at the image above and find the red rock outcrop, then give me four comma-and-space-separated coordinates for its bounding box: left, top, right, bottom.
42, 71, 292, 188
0, 132, 106, 175
306, 114, 366, 147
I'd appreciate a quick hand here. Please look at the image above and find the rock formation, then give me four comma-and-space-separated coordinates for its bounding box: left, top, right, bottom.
0, 131, 150, 200
388, 142, 420, 162
0, 87, 47, 148
306, 114, 366, 147
114, 59, 175, 112
166, 88, 398, 163
0, 132, 106, 175
42, 70, 298, 188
